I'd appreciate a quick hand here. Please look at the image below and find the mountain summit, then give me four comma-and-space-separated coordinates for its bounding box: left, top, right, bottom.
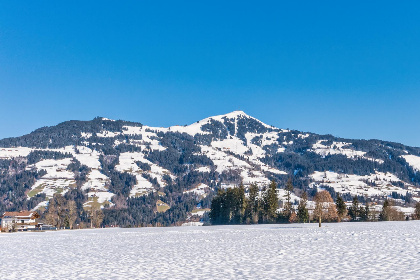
0, 112, 419, 226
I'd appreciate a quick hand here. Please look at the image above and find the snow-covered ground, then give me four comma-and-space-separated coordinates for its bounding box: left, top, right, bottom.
183, 183, 209, 197
1, 222, 419, 279
0, 147, 33, 158
28, 158, 76, 198
309, 170, 416, 197
311, 140, 366, 158
402, 154, 420, 171
310, 140, 384, 163
115, 152, 174, 197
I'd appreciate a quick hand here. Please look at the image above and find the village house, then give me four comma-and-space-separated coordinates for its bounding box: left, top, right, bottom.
1, 211, 40, 232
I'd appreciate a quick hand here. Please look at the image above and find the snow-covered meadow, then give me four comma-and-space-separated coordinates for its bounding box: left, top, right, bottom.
1, 222, 420, 279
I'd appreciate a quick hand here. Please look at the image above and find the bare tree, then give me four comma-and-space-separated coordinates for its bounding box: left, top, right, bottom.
45, 194, 79, 229
45, 194, 66, 228
380, 199, 405, 221
414, 202, 420, 220
88, 198, 104, 228
67, 200, 77, 229
45, 202, 59, 227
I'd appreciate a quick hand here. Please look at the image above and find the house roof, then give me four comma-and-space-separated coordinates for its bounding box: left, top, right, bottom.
2, 211, 38, 218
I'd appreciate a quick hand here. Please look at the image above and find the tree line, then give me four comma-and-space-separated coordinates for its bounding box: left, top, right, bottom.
209, 180, 420, 226
210, 179, 308, 225
42, 191, 104, 229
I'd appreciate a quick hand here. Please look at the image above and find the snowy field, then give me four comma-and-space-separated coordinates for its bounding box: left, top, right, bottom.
1, 222, 420, 280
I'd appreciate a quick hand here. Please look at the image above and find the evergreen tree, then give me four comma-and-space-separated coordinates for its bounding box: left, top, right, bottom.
359, 204, 369, 221
297, 191, 309, 223
244, 184, 260, 224
335, 193, 347, 222
209, 185, 247, 225
231, 184, 246, 224
209, 191, 223, 224
379, 199, 390, 221
378, 199, 405, 221
349, 196, 360, 221
263, 180, 279, 223
414, 202, 420, 220
258, 186, 266, 222
283, 178, 294, 220
219, 190, 232, 224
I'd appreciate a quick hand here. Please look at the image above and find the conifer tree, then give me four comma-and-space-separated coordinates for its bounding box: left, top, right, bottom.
210, 185, 248, 225
349, 196, 360, 221
245, 184, 260, 224
220, 189, 233, 224
379, 199, 390, 221
297, 191, 309, 223
209, 191, 223, 224
283, 178, 294, 219
231, 184, 246, 224
263, 180, 279, 223
359, 204, 369, 221
335, 193, 347, 222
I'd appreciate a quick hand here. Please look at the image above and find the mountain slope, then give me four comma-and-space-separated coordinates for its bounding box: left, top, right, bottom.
0, 111, 419, 225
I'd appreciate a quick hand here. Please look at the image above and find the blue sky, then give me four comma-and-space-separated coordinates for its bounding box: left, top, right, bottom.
1, 1, 419, 147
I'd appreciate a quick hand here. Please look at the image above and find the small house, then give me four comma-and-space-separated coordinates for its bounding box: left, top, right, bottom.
1, 211, 40, 232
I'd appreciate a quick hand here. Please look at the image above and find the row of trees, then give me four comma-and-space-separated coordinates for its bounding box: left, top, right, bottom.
209, 179, 321, 225
209, 180, 420, 226
341, 195, 420, 222
209, 181, 280, 225
44, 193, 104, 229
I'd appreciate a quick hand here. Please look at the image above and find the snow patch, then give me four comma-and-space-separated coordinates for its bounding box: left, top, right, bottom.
115, 152, 174, 197
181, 221, 204, 226
0, 147, 33, 159
311, 141, 366, 158
196, 166, 211, 173
211, 137, 249, 155
184, 183, 209, 197
82, 169, 109, 192
29, 158, 76, 199
122, 126, 166, 151
309, 171, 413, 197
96, 131, 120, 138
87, 191, 114, 205
402, 155, 420, 171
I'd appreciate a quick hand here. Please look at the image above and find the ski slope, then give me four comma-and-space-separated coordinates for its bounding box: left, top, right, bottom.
1, 222, 419, 279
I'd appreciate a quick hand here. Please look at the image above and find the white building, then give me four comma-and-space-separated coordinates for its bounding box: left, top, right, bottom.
1, 211, 40, 232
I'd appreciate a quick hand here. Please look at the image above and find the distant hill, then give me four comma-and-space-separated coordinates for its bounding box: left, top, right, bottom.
0, 111, 419, 226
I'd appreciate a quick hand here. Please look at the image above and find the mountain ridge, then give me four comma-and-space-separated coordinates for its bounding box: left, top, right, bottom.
0, 111, 419, 226
2, 111, 418, 149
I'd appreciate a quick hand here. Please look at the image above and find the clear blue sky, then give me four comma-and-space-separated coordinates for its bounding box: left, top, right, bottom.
1, 1, 419, 147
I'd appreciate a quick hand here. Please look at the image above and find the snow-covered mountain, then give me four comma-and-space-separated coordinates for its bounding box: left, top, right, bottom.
0, 111, 419, 222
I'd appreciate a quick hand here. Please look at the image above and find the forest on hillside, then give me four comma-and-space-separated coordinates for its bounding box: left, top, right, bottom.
0, 116, 419, 227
